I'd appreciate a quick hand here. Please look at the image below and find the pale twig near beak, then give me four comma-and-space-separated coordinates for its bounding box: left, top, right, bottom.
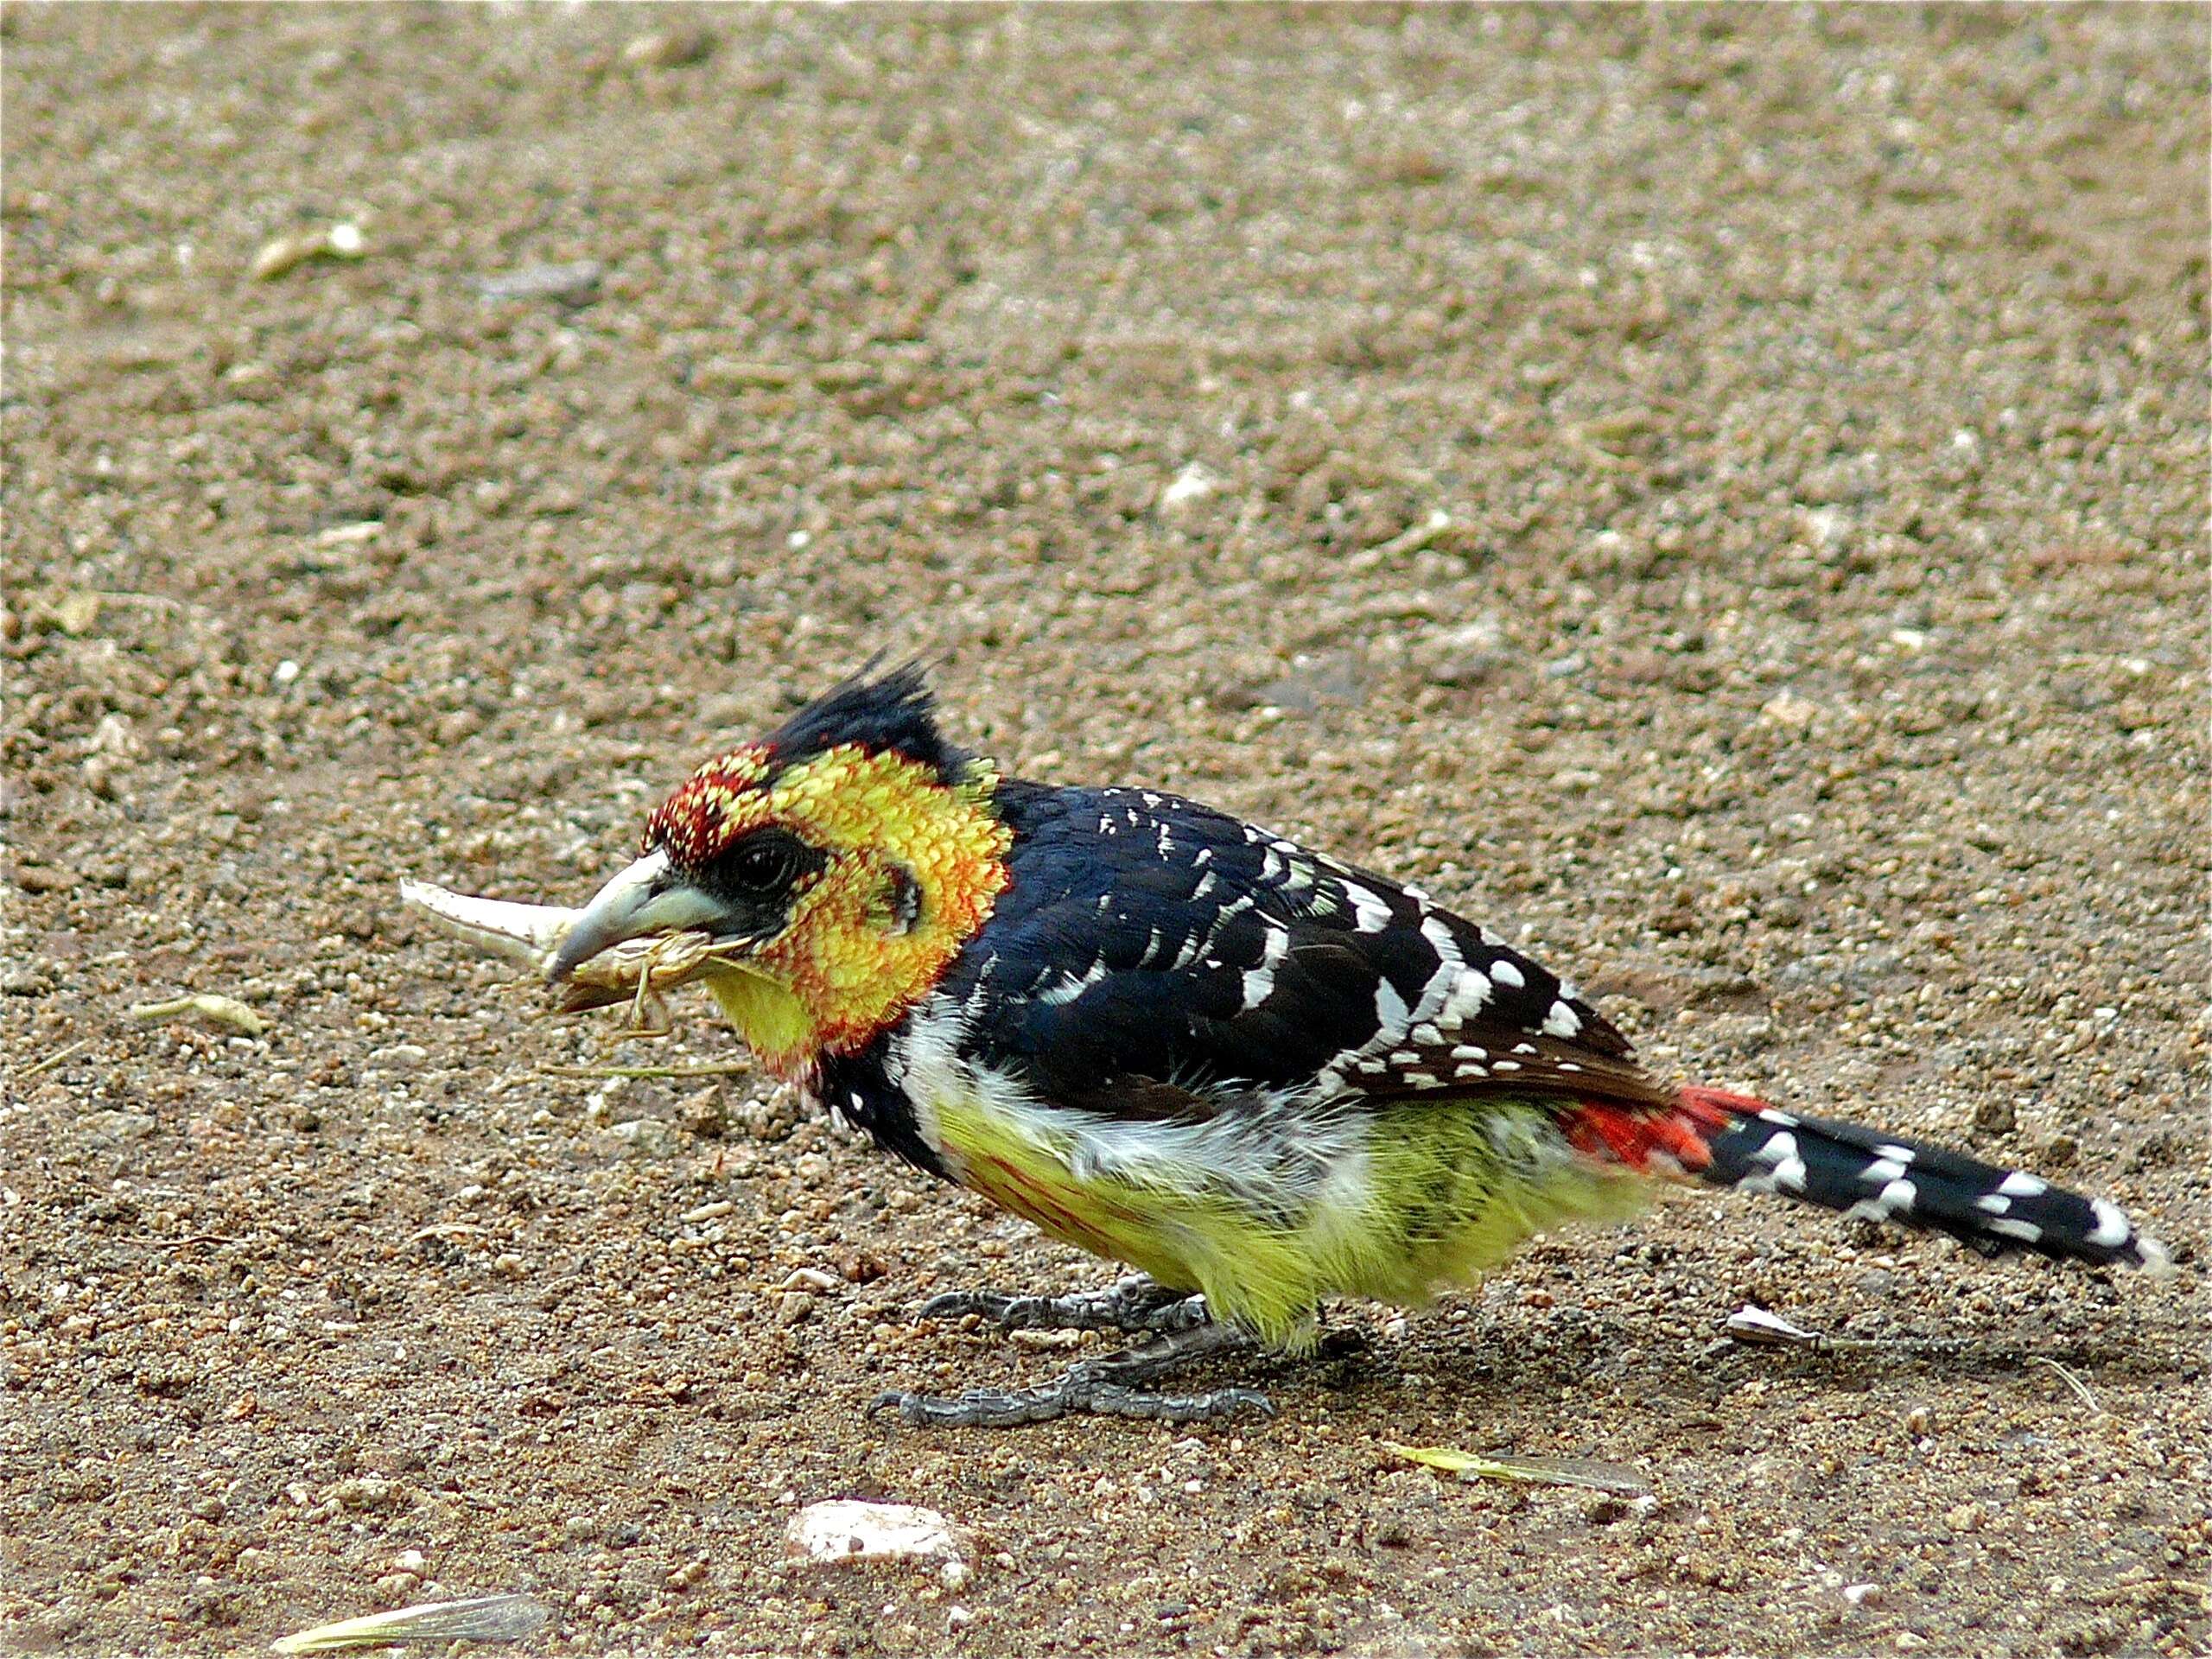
397, 880, 582, 968
400, 864, 756, 1029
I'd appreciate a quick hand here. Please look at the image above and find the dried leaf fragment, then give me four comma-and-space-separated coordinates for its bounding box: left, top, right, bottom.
270, 1592, 550, 1653
251, 221, 365, 282
1382, 1442, 1649, 1496
1723, 1304, 1878, 1353
128, 994, 267, 1037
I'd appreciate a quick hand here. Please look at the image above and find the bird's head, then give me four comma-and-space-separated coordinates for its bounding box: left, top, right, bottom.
550, 665, 1011, 1072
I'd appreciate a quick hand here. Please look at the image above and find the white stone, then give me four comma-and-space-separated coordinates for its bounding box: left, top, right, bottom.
1159, 463, 1219, 512
785, 1501, 976, 1571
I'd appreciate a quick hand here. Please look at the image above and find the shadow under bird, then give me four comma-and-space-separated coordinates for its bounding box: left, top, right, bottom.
543, 666, 2172, 1426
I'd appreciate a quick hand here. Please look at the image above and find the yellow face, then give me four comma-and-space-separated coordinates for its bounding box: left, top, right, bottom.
621, 741, 1014, 1071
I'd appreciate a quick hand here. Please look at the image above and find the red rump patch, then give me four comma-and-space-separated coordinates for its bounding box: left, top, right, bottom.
1561, 1085, 1770, 1175
1675, 1084, 1773, 1125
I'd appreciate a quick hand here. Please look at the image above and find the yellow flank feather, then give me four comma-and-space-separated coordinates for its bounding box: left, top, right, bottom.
930, 1090, 1651, 1348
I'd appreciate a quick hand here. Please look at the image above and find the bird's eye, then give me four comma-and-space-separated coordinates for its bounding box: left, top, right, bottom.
724, 835, 797, 891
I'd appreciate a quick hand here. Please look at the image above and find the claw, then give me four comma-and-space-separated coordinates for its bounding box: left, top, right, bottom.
874, 1318, 1265, 1428
917, 1290, 1010, 1324
874, 1381, 1274, 1428
916, 1274, 1207, 1335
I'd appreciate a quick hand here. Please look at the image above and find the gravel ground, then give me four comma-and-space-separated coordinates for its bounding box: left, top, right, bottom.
3, 6, 2207, 1656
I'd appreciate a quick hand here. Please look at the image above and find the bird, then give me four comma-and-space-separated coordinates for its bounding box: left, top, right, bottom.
547, 664, 2174, 1427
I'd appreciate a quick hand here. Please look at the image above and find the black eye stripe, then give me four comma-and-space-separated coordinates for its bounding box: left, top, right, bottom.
712, 826, 826, 895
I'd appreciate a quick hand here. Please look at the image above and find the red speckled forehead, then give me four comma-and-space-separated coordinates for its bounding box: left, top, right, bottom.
644, 747, 774, 867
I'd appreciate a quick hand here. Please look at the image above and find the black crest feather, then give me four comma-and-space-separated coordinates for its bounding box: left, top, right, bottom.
765, 663, 971, 785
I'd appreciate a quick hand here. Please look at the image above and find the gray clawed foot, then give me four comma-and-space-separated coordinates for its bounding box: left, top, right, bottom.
869, 1378, 1274, 1427
874, 1318, 1269, 1428
918, 1272, 1208, 1335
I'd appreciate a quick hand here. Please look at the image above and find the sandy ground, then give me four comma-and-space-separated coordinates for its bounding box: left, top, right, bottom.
3, 6, 2208, 1656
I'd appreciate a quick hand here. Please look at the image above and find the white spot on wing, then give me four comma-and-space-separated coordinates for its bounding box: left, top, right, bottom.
1038, 959, 1110, 1007
1490, 960, 1526, 990
1343, 881, 1393, 934
1421, 915, 1461, 964
1410, 957, 1459, 1026
1541, 1001, 1581, 1039
1442, 969, 1492, 1024
1241, 926, 1290, 1010
1997, 1170, 2048, 1198
1375, 978, 1411, 1043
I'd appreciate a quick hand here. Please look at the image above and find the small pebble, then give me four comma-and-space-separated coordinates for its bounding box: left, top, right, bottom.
785, 1501, 974, 1572
471, 260, 605, 306
622, 25, 713, 68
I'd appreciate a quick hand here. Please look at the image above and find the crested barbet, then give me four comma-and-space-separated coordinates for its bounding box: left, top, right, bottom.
549, 666, 2173, 1427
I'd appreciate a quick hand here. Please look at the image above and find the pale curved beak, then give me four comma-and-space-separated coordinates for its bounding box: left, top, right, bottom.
548, 849, 737, 982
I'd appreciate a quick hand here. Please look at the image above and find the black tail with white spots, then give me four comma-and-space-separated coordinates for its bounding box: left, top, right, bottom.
1679, 1087, 2174, 1274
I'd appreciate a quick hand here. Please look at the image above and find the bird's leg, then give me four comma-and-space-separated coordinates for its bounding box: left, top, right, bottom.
918, 1272, 1208, 1335
872, 1317, 1272, 1428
